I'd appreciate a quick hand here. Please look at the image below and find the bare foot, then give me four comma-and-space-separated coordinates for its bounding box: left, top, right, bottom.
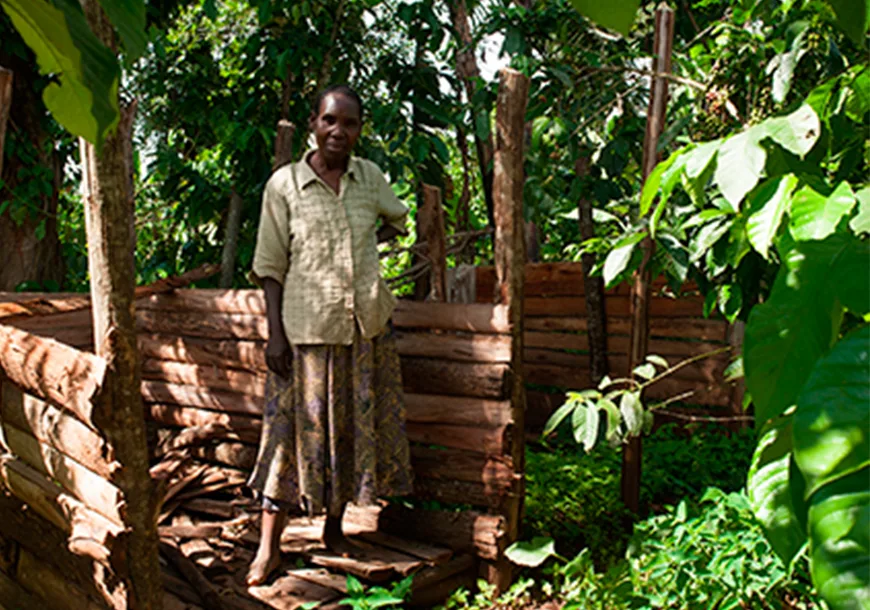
246, 549, 282, 586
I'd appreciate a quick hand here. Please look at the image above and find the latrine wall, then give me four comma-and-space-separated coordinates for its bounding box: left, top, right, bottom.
476, 262, 742, 430
0, 290, 520, 608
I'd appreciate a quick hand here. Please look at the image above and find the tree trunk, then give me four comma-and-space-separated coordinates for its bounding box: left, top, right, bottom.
79, 2, 162, 608
575, 155, 607, 384
218, 190, 243, 288
484, 67, 529, 592
449, 0, 495, 227
0, 38, 64, 292
623, 5, 674, 516
0, 66, 11, 177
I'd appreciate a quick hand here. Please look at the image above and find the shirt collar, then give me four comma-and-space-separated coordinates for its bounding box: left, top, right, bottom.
298, 150, 359, 189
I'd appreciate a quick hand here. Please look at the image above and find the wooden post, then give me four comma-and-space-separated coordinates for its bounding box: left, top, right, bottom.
622, 4, 674, 515
79, 2, 162, 608
419, 185, 447, 301
575, 154, 608, 384
486, 67, 529, 591
727, 321, 746, 429
218, 190, 243, 288
0, 67, 11, 178
273, 119, 296, 170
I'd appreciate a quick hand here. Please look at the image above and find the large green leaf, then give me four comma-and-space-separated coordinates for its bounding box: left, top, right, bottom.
828, 0, 869, 45
762, 104, 821, 158
850, 187, 870, 235
714, 127, 766, 209
746, 174, 799, 259
569, 0, 640, 36
96, 0, 146, 59
807, 467, 870, 610
790, 182, 857, 242
505, 537, 557, 568
1, 0, 120, 147
744, 235, 866, 424
795, 326, 870, 498
747, 417, 808, 565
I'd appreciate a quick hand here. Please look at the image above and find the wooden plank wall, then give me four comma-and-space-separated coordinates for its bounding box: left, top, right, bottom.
134, 289, 517, 562
0, 324, 134, 610
476, 262, 738, 431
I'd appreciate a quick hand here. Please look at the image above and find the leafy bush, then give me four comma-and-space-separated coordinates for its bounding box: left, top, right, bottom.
452, 488, 821, 609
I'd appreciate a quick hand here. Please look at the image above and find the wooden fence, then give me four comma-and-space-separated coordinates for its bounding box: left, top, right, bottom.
0, 290, 523, 607
476, 262, 742, 430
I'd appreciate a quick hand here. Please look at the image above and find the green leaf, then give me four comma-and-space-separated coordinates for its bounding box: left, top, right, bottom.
794, 326, 870, 498
849, 187, 870, 235
633, 363, 655, 380
543, 400, 575, 437
790, 182, 857, 242
714, 127, 766, 209
531, 116, 549, 150
571, 402, 588, 445
1, 0, 121, 147
505, 537, 556, 567
599, 398, 621, 442
583, 404, 600, 452
96, 0, 146, 59
640, 155, 673, 216
828, 0, 869, 45
619, 391, 642, 436
746, 174, 799, 259
684, 139, 721, 179
364, 591, 405, 608
568, 0, 641, 36
747, 417, 807, 565
807, 467, 870, 610
762, 104, 820, 158
717, 283, 743, 323
744, 234, 866, 424
689, 218, 733, 263
646, 354, 669, 369
603, 241, 637, 287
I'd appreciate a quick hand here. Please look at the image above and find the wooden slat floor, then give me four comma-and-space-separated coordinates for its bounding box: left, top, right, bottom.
158, 465, 467, 610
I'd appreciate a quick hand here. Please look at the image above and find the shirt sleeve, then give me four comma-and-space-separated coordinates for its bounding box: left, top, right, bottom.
249, 173, 290, 287
375, 167, 409, 235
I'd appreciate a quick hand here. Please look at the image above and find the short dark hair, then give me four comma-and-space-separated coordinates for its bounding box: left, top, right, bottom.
312, 84, 364, 120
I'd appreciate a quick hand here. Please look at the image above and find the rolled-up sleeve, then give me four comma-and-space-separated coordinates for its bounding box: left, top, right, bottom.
249, 173, 290, 286
375, 169, 409, 235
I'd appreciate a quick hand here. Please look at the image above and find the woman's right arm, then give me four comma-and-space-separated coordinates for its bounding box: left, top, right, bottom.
250, 173, 293, 379
263, 278, 292, 379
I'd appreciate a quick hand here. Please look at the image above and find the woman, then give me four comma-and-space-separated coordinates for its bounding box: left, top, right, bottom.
246, 85, 413, 585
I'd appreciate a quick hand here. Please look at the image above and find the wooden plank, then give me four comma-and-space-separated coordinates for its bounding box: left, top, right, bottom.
524, 295, 706, 317
137, 290, 265, 316
0, 324, 106, 429
413, 477, 501, 508
0, 568, 44, 610
355, 531, 452, 565
396, 330, 512, 363
246, 571, 342, 609
419, 184, 447, 301
147, 404, 261, 441
138, 334, 265, 372
1, 423, 125, 526
405, 394, 511, 427
401, 358, 510, 399
286, 568, 348, 594
406, 422, 507, 455
393, 300, 511, 334
136, 310, 268, 341
303, 550, 395, 582
344, 504, 505, 561
0, 492, 130, 609
141, 359, 265, 397
141, 381, 262, 416
0, 383, 117, 480
0, 458, 123, 565
187, 442, 258, 472
16, 549, 109, 610
410, 446, 514, 490
525, 316, 728, 341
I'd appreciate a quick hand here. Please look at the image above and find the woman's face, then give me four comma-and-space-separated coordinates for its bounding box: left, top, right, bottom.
311, 93, 361, 165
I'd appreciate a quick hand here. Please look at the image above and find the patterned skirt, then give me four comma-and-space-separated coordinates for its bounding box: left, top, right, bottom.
247, 323, 413, 516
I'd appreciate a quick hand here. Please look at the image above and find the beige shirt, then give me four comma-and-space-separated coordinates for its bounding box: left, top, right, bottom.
250, 152, 408, 345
